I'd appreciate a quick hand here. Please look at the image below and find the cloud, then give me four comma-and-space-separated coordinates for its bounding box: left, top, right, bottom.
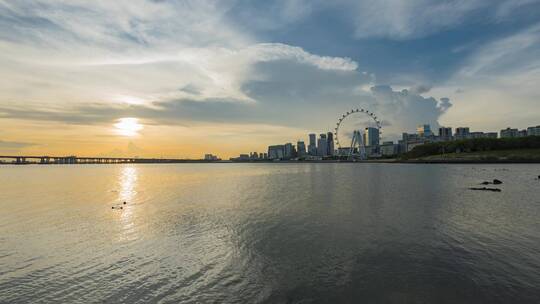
0, 139, 37, 150
226, 0, 537, 41
228, 0, 319, 31
495, 0, 540, 18
343, 0, 488, 40
369, 86, 452, 136
438, 23, 540, 129
410, 84, 432, 95
226, 0, 480, 40
0, 1, 359, 106
98, 141, 143, 157
0, 59, 452, 141
245, 43, 357, 71
457, 24, 540, 78
3, 1, 517, 147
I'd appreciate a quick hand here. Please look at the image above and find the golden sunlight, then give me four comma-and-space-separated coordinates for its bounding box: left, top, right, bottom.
114, 117, 143, 136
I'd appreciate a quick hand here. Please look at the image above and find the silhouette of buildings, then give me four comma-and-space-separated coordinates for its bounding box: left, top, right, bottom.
228, 122, 540, 161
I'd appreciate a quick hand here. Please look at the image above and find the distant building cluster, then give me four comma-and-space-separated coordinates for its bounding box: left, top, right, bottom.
230, 128, 381, 161
399, 124, 540, 154
500, 126, 540, 138
204, 154, 220, 161
230, 152, 268, 161
265, 131, 337, 161
226, 123, 540, 161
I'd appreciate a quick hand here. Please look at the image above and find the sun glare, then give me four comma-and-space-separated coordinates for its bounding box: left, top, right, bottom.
114, 117, 143, 136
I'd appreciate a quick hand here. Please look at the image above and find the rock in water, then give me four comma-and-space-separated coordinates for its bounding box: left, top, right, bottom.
493, 179, 503, 185
469, 187, 502, 192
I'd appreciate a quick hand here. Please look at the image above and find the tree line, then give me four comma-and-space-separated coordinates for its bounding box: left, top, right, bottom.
402, 136, 540, 159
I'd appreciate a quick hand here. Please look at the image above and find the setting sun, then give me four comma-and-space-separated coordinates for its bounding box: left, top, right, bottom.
114, 118, 143, 136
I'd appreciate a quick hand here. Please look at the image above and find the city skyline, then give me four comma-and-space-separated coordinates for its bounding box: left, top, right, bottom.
1, 1, 540, 158
231, 122, 540, 161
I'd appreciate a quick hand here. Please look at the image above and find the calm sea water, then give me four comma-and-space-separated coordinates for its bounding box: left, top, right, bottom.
1, 163, 539, 303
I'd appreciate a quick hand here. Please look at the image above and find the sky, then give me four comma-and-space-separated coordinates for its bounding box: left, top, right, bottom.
0, 0, 539, 158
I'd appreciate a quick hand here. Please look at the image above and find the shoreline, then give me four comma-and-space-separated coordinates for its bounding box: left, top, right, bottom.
2, 159, 540, 165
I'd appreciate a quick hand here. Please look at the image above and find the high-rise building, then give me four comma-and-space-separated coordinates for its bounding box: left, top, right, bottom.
455, 127, 470, 139
308, 133, 317, 156
438, 127, 452, 141
364, 127, 380, 147
317, 134, 328, 156
326, 132, 334, 156
417, 124, 432, 137
527, 126, 540, 136
268, 145, 285, 160
297, 141, 306, 157
500, 127, 519, 138
284, 143, 295, 159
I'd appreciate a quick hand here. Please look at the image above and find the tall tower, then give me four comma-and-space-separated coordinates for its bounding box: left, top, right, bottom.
417, 124, 432, 137
297, 141, 306, 157
364, 127, 380, 147
308, 133, 317, 156
438, 127, 452, 141
326, 132, 334, 156
317, 133, 328, 156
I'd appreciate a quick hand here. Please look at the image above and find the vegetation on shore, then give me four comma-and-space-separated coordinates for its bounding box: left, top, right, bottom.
401, 136, 540, 161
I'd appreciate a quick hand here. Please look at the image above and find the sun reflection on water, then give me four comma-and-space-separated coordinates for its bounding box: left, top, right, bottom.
116, 165, 138, 241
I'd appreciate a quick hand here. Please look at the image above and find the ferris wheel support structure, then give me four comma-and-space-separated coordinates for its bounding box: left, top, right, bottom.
334, 108, 382, 160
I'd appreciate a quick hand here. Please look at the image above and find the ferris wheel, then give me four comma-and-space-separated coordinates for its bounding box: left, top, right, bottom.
334, 108, 382, 160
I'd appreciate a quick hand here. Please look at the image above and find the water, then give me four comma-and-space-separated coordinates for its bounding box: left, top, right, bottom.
1, 163, 539, 303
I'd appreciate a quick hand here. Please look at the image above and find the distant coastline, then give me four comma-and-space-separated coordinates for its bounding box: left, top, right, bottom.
2, 158, 540, 165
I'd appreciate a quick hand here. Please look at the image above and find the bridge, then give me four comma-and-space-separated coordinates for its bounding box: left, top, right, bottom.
0, 155, 211, 165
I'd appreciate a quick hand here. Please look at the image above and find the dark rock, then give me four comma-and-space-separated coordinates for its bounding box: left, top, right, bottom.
480, 181, 490, 185
120, 207, 123, 209
112, 206, 114, 209
123, 201, 127, 204
469, 187, 502, 192
493, 179, 503, 184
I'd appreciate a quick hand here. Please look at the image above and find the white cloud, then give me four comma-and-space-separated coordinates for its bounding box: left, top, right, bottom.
495, 0, 540, 18
439, 23, 540, 130
246, 43, 357, 71
369, 85, 452, 138
457, 24, 540, 77
0, 1, 358, 107
346, 0, 487, 39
